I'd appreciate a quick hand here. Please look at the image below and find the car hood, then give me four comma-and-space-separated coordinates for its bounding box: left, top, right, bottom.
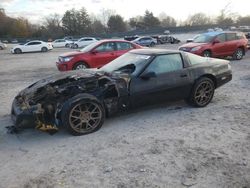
60, 51, 85, 57
17, 69, 129, 104
180, 42, 207, 48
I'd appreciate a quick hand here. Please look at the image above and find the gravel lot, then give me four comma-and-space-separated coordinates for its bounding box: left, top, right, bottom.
0, 42, 250, 188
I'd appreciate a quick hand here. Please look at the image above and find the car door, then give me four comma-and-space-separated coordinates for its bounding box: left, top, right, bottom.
212, 33, 227, 56
24, 42, 40, 52
90, 42, 117, 67
225, 33, 237, 55
115, 42, 135, 57
129, 53, 192, 107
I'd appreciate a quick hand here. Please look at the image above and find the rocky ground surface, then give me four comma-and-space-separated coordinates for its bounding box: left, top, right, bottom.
0, 41, 250, 188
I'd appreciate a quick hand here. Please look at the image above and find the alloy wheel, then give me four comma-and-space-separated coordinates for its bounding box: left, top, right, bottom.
69, 102, 102, 134
194, 80, 214, 106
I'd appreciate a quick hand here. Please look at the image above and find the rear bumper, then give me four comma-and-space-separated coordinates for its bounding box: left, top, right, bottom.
216, 71, 232, 88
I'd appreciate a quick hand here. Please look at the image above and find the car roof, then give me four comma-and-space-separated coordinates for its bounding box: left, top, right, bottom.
27, 40, 43, 42
98, 39, 134, 43
129, 48, 181, 55
203, 31, 241, 36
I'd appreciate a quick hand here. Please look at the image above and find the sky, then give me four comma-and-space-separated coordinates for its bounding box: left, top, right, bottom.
0, 0, 249, 23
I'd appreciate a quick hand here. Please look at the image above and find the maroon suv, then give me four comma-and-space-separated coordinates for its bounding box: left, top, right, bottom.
179, 31, 248, 60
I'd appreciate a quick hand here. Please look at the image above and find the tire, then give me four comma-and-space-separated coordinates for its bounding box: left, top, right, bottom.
61, 95, 105, 136
233, 48, 244, 60
73, 62, 88, 70
203, 50, 212, 57
41, 47, 48, 52
0, 46, 3, 50
65, 44, 70, 48
150, 42, 155, 47
14, 48, 22, 54
74, 44, 78, 49
187, 77, 215, 107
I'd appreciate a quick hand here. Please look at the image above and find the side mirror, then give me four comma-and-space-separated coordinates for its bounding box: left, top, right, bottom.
213, 39, 220, 44
140, 71, 156, 80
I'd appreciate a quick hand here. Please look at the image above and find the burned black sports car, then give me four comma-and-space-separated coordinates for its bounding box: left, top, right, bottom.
11, 49, 232, 135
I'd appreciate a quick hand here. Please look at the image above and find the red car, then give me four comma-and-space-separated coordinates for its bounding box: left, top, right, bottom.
179, 31, 248, 60
56, 40, 142, 71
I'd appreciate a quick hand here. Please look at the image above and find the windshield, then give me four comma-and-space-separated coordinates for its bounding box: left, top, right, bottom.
193, 34, 214, 43
185, 52, 208, 65
79, 41, 100, 52
100, 52, 152, 74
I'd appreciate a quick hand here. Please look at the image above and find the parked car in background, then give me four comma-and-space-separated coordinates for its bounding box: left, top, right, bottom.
52, 39, 72, 48
11, 40, 53, 54
11, 39, 18, 44
152, 35, 180, 44
124, 35, 139, 41
56, 40, 142, 71
11, 49, 232, 135
0, 41, 7, 50
132, 37, 157, 47
179, 31, 248, 60
73, 37, 97, 48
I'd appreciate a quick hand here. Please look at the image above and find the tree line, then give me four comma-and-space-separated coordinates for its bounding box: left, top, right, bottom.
0, 7, 250, 39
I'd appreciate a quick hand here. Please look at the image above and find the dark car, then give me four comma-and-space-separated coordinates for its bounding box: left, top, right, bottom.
179, 31, 248, 60
10, 49, 232, 135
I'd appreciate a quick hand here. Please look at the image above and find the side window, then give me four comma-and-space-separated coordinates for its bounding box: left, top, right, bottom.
95, 42, 115, 52
216, 34, 226, 42
145, 54, 183, 74
226, 33, 236, 41
27, 42, 40, 45
85, 38, 93, 41
116, 42, 133, 50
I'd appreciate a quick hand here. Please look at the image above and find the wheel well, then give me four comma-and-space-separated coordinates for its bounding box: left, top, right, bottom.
73, 61, 89, 68
238, 46, 245, 55
200, 74, 217, 88
203, 49, 212, 54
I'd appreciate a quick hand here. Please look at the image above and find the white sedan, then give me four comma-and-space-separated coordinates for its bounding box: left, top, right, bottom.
73, 37, 97, 48
52, 39, 72, 48
11, 40, 53, 54
0, 41, 7, 50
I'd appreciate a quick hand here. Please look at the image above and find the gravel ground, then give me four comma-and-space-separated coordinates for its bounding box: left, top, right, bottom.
0, 42, 250, 188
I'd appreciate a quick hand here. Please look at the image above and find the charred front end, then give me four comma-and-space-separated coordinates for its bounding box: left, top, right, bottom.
10, 70, 128, 134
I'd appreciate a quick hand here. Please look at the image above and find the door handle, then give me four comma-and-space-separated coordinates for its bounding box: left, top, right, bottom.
180, 74, 187, 78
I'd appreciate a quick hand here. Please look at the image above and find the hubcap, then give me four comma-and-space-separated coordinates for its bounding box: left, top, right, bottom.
69, 102, 102, 133
194, 81, 213, 106
236, 50, 243, 59
204, 52, 210, 57
76, 64, 87, 70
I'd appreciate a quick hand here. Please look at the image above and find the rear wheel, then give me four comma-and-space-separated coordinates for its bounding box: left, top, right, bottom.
65, 43, 70, 48
150, 42, 155, 47
187, 77, 215, 107
203, 50, 212, 57
73, 62, 88, 70
0, 46, 3, 50
61, 97, 105, 136
233, 48, 244, 60
41, 47, 48, 52
14, 48, 22, 54
74, 44, 78, 49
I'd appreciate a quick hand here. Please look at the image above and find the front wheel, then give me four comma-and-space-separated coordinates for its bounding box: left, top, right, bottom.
73, 62, 88, 70
233, 48, 244, 60
61, 97, 105, 136
14, 48, 22, 54
187, 77, 215, 107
